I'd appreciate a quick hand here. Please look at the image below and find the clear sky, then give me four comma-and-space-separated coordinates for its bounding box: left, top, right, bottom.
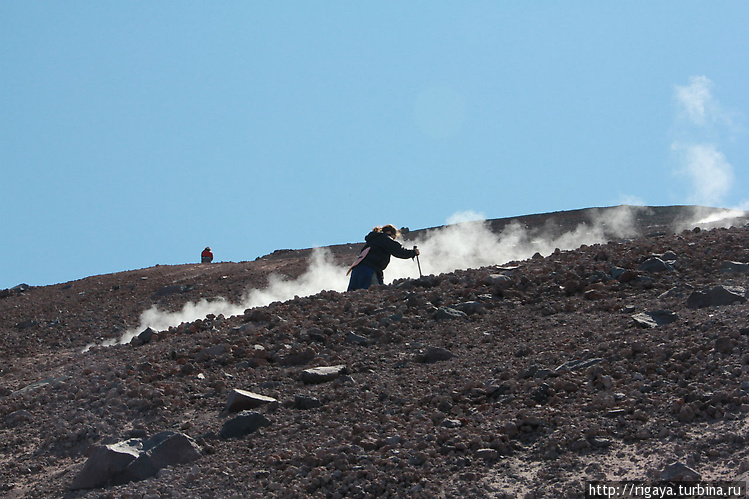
2, 2, 748, 289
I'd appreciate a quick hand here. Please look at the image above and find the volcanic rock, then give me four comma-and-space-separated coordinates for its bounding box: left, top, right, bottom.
660, 462, 702, 481
71, 432, 200, 490
640, 257, 674, 272
70, 439, 143, 490
4, 206, 749, 498
219, 411, 272, 440
300, 365, 348, 384
130, 327, 156, 345
434, 306, 468, 320
224, 389, 278, 414
686, 285, 748, 308
720, 261, 749, 274
631, 310, 678, 328
293, 394, 322, 410
415, 346, 455, 363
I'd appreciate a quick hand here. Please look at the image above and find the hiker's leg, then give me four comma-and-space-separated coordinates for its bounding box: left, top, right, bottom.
348, 265, 376, 291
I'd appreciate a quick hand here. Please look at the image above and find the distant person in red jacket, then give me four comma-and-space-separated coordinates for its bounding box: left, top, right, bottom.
347, 225, 418, 291
201, 247, 213, 263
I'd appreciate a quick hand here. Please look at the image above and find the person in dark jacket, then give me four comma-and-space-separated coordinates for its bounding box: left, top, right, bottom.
347, 225, 419, 291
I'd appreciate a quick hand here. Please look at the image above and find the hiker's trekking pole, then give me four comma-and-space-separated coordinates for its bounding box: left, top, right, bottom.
414, 246, 423, 278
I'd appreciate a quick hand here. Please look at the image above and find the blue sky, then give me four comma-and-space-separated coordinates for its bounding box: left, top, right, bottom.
2, 2, 748, 289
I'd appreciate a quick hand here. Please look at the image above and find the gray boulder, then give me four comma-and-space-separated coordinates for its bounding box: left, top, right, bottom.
485, 274, 513, 289
631, 310, 678, 328
294, 394, 322, 410
610, 267, 626, 279
658, 285, 693, 300
435, 306, 468, 321
220, 411, 272, 440
640, 257, 674, 272
71, 432, 200, 490
415, 346, 455, 364
225, 389, 278, 414
555, 357, 603, 373
660, 461, 701, 481
130, 327, 156, 346
720, 261, 749, 274
300, 365, 348, 384
115, 432, 201, 485
71, 439, 143, 490
686, 285, 747, 308
196, 344, 228, 361
345, 332, 371, 347
5, 410, 34, 427
454, 301, 484, 315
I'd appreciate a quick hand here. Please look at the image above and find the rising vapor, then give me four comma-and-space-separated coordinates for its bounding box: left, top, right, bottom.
675, 75, 719, 127
671, 76, 736, 207
387, 206, 642, 279
671, 143, 734, 206
116, 248, 347, 345
114, 206, 651, 345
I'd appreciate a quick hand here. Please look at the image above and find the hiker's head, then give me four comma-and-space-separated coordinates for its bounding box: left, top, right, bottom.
382, 224, 399, 239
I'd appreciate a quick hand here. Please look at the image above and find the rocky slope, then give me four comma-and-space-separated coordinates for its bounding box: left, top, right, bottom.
2, 206, 749, 498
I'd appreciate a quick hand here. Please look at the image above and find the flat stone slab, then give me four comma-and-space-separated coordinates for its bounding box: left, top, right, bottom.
225, 389, 278, 413
632, 310, 678, 328
555, 358, 603, 373
300, 365, 348, 384
435, 306, 468, 320
720, 261, 749, 274
687, 285, 747, 308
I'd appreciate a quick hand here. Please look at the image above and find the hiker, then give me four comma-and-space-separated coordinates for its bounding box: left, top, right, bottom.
347, 225, 419, 291
201, 247, 213, 263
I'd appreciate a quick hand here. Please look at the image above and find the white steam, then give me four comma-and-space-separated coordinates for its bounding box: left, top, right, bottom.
241, 249, 348, 308
693, 208, 747, 226
446, 210, 486, 224
116, 249, 346, 345
105, 204, 742, 349
114, 208, 633, 346
387, 206, 641, 279
674, 76, 722, 127
671, 143, 733, 206
672, 205, 748, 233
671, 76, 737, 207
